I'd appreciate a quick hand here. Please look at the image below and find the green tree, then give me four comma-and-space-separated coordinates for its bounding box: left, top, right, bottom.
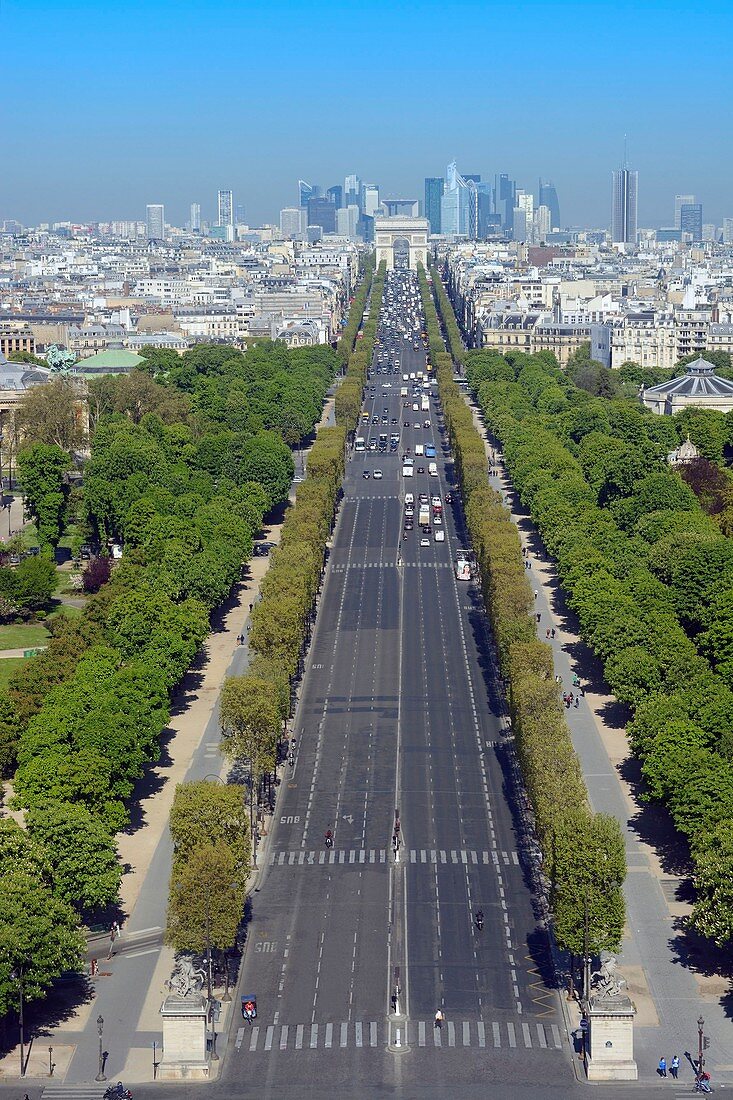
15, 376, 87, 453
17, 442, 71, 547
692, 821, 733, 947
170, 781, 251, 874
165, 842, 246, 953
26, 801, 122, 912
0, 870, 84, 1014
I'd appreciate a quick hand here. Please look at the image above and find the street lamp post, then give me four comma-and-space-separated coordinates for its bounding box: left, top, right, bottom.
95, 1014, 106, 1081
697, 1015, 705, 1077
10, 966, 25, 1078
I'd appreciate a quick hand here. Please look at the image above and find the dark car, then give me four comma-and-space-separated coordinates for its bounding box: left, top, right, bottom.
362, 470, 371, 479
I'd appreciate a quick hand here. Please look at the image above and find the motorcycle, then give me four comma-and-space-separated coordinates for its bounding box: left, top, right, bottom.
475, 911, 484, 931
325, 831, 334, 849
104, 1084, 132, 1100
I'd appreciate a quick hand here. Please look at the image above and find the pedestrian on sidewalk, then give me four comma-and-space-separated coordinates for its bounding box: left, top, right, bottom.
551, 628, 556, 639
546, 629, 551, 640
574, 696, 579, 708
536, 612, 541, 623
534, 589, 538, 600
658, 1056, 667, 1078
670, 1055, 679, 1079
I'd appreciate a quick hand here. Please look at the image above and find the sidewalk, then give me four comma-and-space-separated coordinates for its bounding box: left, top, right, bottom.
0, 393, 337, 1087
465, 395, 733, 1087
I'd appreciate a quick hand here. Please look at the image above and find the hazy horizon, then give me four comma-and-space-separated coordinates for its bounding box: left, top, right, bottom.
4, 0, 733, 230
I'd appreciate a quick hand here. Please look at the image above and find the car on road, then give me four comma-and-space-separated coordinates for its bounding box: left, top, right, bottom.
420, 537, 430, 547
435, 529, 445, 542
413, 423, 420, 429
362, 470, 370, 478
373, 470, 383, 479
417, 466, 425, 473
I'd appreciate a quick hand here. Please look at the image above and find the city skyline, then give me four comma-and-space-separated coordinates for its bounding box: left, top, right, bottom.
4, 0, 733, 228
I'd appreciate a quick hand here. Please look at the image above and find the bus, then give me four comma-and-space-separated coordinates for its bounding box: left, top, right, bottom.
455, 549, 475, 581
355, 437, 365, 453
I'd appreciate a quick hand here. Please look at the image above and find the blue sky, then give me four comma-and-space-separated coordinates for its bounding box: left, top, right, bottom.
3, 0, 732, 229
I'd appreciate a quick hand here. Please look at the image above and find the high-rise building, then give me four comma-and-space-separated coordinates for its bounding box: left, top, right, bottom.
280, 208, 304, 238
217, 190, 234, 227
235, 203, 246, 226
307, 196, 336, 233
190, 203, 201, 233
723, 218, 733, 245
299, 180, 315, 207
680, 203, 703, 241
363, 184, 380, 217
611, 167, 638, 244
702, 224, 717, 242
146, 204, 165, 240
494, 174, 516, 235
534, 204, 551, 243
440, 187, 460, 236
344, 174, 361, 211
425, 177, 443, 234
327, 185, 343, 209
475, 183, 494, 239
674, 194, 696, 229
512, 191, 534, 241
538, 180, 561, 230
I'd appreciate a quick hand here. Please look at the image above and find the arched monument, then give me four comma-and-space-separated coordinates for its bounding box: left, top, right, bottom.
375, 216, 429, 271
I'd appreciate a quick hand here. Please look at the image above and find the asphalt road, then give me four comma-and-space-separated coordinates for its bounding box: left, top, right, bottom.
218, 271, 572, 1097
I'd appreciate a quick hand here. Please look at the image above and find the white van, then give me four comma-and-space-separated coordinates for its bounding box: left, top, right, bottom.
402, 464, 414, 477
428, 462, 438, 477
404, 493, 414, 506
434, 529, 445, 542
415, 444, 424, 457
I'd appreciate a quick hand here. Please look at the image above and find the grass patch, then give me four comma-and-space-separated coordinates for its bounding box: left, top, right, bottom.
0, 623, 50, 651
0, 657, 27, 690
49, 604, 84, 621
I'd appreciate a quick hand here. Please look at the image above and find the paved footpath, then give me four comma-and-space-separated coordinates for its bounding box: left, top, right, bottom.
0, 393, 337, 1089
465, 394, 733, 1089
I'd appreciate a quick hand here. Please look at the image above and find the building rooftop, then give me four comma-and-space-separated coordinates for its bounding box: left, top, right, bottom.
643, 356, 733, 400
73, 348, 146, 375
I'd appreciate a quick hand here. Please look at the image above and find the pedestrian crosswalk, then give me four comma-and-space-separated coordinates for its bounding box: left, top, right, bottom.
41, 1086, 109, 1100
237, 1018, 563, 1054
331, 561, 452, 571
270, 848, 521, 867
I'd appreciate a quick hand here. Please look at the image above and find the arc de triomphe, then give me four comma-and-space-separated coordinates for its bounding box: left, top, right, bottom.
374, 216, 429, 271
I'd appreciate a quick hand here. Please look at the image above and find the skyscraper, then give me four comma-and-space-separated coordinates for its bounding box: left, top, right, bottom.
327, 185, 343, 209
723, 218, 733, 245
299, 180, 315, 207
425, 177, 443, 234
344, 174, 361, 211
538, 180, 561, 230
611, 167, 638, 244
280, 208, 304, 238
674, 194, 695, 229
146, 204, 165, 240
190, 203, 201, 233
494, 174, 516, 235
217, 190, 234, 227
680, 203, 703, 241
307, 196, 336, 233
235, 203, 246, 226
362, 184, 380, 217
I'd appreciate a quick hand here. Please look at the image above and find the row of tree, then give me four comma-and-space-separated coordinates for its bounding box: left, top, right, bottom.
165, 781, 250, 964
0, 338, 342, 1013
335, 259, 386, 431
464, 345, 733, 948
422, 265, 626, 973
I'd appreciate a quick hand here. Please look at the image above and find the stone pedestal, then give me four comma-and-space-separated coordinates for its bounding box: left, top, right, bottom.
584, 994, 637, 1081
158, 994, 210, 1079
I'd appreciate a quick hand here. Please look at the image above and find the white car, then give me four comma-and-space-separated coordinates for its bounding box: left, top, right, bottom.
404, 493, 414, 505
373, 470, 383, 479
434, 529, 445, 542
420, 537, 430, 547
432, 496, 441, 507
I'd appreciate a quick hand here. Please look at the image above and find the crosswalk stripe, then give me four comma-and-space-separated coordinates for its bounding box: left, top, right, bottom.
271, 848, 521, 866
41, 1090, 109, 1099
237, 1019, 564, 1052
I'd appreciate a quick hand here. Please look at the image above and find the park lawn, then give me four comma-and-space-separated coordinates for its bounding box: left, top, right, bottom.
49, 603, 83, 622
0, 657, 27, 690
0, 622, 50, 651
